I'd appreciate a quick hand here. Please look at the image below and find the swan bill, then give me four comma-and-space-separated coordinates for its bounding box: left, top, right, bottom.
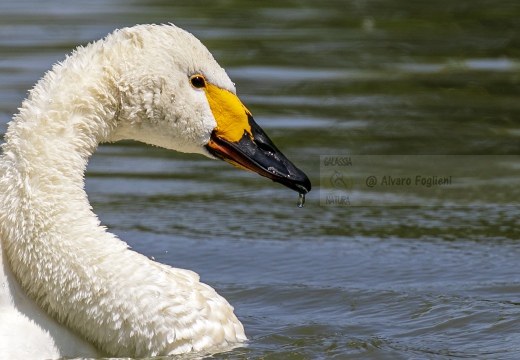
203, 83, 253, 143
201, 77, 311, 193
206, 113, 312, 195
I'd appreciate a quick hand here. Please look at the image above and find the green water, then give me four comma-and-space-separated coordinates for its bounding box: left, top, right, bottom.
1, 0, 520, 359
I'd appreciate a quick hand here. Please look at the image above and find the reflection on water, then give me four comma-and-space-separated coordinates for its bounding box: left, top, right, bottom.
1, 0, 520, 359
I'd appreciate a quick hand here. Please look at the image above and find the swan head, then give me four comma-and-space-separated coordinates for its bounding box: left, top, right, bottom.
107, 24, 311, 194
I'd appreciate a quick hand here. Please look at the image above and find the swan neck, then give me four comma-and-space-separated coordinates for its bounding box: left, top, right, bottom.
0, 50, 129, 352
3, 57, 120, 179
0, 25, 247, 356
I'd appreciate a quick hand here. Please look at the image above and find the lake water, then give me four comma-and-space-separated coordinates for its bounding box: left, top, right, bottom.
1, 1, 520, 359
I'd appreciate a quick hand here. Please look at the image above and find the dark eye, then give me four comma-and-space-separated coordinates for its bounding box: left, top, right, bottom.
190, 75, 206, 89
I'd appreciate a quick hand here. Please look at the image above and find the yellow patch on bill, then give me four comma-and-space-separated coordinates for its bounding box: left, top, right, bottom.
204, 83, 252, 143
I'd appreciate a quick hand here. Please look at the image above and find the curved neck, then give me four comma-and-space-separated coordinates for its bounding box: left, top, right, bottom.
0, 48, 129, 352
0, 33, 244, 357
0, 45, 119, 233
0, 57, 242, 357
3, 55, 118, 173
0, 48, 120, 253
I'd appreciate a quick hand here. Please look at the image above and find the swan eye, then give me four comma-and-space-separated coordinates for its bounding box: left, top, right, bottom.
190, 75, 206, 89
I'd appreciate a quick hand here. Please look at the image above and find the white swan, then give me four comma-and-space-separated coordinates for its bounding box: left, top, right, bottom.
0, 24, 311, 359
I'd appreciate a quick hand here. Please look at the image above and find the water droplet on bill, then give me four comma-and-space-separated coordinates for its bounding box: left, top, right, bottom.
297, 193, 305, 208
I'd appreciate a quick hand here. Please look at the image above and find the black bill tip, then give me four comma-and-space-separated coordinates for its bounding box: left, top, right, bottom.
206, 115, 311, 194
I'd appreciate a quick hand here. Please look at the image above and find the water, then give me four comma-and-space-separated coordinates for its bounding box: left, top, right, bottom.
1, 0, 520, 359
298, 193, 305, 208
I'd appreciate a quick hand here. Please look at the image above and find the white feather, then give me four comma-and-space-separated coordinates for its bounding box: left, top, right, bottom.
0, 24, 246, 359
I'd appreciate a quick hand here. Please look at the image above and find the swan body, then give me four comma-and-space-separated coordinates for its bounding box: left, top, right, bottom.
0, 24, 310, 359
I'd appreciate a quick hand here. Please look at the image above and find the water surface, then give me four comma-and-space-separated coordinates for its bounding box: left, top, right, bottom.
1, 1, 520, 359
